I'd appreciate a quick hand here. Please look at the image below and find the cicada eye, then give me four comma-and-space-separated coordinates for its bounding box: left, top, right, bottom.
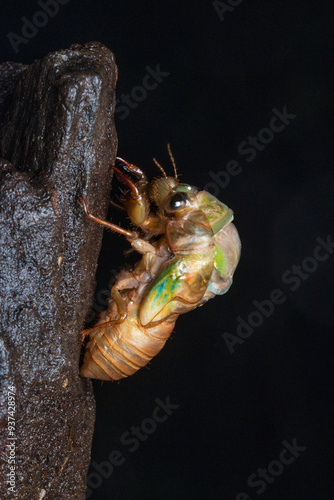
166, 192, 190, 212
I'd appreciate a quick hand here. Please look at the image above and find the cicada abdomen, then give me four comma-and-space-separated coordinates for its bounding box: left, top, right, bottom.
80, 156, 241, 380
80, 242, 177, 380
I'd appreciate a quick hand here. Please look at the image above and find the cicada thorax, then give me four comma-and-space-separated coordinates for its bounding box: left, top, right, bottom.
121, 205, 215, 330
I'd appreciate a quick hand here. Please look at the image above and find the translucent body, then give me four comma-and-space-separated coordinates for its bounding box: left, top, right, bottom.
80, 168, 241, 380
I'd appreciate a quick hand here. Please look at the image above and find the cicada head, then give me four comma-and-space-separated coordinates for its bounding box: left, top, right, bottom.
149, 177, 178, 210
149, 177, 200, 215
148, 152, 235, 235
149, 176, 234, 232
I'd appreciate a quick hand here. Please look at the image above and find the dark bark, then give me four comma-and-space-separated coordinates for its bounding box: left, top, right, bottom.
0, 42, 117, 499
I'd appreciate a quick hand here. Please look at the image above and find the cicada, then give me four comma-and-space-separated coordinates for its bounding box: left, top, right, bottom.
80, 152, 241, 380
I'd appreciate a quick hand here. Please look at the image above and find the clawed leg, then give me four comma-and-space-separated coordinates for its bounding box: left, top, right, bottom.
79, 197, 137, 239
116, 157, 147, 182
81, 330, 90, 343
81, 273, 139, 337
81, 307, 126, 339
112, 166, 141, 200
80, 196, 158, 256
113, 159, 167, 236
109, 159, 147, 210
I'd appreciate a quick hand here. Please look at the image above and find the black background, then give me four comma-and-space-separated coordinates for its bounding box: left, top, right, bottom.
2, 1, 334, 499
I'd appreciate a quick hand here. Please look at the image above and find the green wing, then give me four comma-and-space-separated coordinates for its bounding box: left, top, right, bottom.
206, 223, 241, 296
140, 253, 214, 326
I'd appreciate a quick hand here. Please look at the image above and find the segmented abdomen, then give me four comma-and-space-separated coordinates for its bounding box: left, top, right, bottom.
80, 312, 176, 380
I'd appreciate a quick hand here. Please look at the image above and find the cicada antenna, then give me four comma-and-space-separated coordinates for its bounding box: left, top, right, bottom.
167, 143, 178, 180
153, 157, 168, 179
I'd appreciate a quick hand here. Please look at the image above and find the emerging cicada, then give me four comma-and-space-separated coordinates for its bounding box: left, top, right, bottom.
80, 152, 241, 380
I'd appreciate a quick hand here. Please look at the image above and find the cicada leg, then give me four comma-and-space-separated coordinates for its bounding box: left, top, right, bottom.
79, 196, 137, 239
80, 329, 90, 343
112, 166, 142, 200
116, 157, 148, 182
80, 196, 159, 256
110, 158, 149, 212
109, 288, 127, 323
80, 195, 162, 336
109, 199, 126, 211
81, 272, 139, 337
112, 166, 168, 235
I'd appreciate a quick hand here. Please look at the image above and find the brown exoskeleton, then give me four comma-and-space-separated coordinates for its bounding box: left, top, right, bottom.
80, 152, 241, 380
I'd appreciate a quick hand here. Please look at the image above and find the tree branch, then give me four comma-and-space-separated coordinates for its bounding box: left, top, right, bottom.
0, 42, 117, 499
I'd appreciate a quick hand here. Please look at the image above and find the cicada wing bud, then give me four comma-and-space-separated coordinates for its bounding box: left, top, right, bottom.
208, 222, 241, 296
139, 255, 214, 326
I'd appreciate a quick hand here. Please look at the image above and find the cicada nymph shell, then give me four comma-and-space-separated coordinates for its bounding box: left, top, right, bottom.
80, 156, 241, 380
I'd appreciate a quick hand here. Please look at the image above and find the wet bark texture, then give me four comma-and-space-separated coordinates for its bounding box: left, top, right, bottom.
0, 42, 117, 499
